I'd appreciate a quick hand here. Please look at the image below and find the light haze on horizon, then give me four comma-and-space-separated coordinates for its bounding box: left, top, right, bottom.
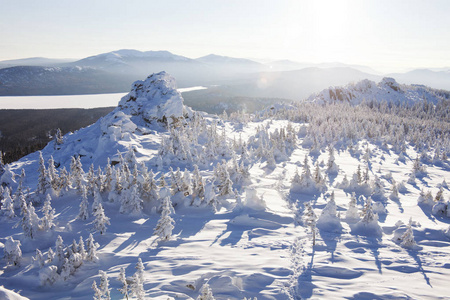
1, 0, 449, 73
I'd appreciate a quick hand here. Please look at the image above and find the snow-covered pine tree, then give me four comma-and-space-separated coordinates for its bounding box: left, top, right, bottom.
142, 169, 159, 203
13, 168, 26, 209
87, 164, 96, 196
21, 202, 40, 239
390, 179, 399, 200
303, 202, 317, 246
99, 270, 111, 300
4, 236, 22, 266
36, 152, 50, 199
181, 168, 192, 196
346, 192, 359, 221
317, 191, 342, 232
93, 203, 110, 235
326, 145, 338, 174
92, 187, 103, 215
197, 283, 215, 300
54, 128, 64, 146
130, 272, 145, 300
78, 236, 87, 260
204, 181, 217, 210
78, 185, 89, 221
135, 258, 144, 284
33, 248, 45, 268
1, 187, 15, 218
154, 196, 175, 241
70, 156, 84, 193
92, 281, 102, 300
102, 158, 113, 193
58, 167, 70, 195
41, 194, 55, 231
54, 235, 66, 270
61, 257, 75, 281
47, 156, 59, 192
86, 233, 99, 262
117, 267, 129, 299
400, 218, 416, 249
120, 185, 143, 215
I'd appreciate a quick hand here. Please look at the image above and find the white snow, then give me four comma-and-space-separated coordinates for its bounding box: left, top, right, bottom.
0, 72, 449, 299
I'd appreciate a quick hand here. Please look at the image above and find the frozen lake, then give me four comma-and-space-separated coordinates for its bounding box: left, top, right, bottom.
0, 86, 207, 109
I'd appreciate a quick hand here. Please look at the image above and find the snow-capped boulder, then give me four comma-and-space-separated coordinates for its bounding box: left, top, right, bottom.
115, 71, 192, 127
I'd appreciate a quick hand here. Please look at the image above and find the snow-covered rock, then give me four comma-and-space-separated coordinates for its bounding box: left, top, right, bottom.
308, 77, 447, 105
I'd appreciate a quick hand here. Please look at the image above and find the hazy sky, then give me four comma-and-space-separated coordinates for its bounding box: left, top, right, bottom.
1, 0, 449, 72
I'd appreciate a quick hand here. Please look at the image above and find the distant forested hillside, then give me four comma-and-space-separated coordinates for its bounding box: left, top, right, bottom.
0, 107, 114, 163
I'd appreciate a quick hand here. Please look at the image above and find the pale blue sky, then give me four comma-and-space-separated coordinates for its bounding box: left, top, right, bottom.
1, 0, 449, 72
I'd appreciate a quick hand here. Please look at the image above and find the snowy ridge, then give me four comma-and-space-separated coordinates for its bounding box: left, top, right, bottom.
308, 77, 449, 105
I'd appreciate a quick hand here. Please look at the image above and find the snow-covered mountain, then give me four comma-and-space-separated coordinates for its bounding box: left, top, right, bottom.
308, 77, 450, 105
71, 50, 193, 69
1, 72, 450, 299
196, 54, 262, 66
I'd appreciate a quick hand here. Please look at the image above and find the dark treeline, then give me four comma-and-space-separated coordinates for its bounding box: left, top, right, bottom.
0, 107, 115, 163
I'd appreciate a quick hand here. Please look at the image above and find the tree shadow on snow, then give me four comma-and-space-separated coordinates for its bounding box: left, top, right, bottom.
407, 249, 432, 287
317, 229, 341, 263
296, 248, 316, 299
360, 236, 383, 274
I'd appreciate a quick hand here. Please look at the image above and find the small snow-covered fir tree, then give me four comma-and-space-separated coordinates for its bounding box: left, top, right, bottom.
135, 257, 145, 284
197, 283, 215, 300
78, 185, 90, 220
21, 202, 40, 239
303, 202, 317, 246
98, 270, 111, 300
204, 181, 217, 210
33, 248, 45, 268
55, 235, 66, 270
1, 187, 15, 218
390, 180, 399, 200
346, 192, 359, 221
93, 203, 110, 235
86, 233, 99, 262
92, 187, 103, 214
154, 196, 175, 241
326, 145, 338, 174
117, 267, 129, 299
92, 281, 103, 300
317, 191, 342, 232
4, 236, 22, 266
130, 272, 145, 300
61, 257, 75, 281
120, 186, 143, 215
78, 236, 87, 260
54, 128, 63, 146
36, 152, 50, 198
400, 218, 416, 249
41, 194, 55, 231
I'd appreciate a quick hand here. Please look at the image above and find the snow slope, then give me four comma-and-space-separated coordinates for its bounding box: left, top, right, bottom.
0, 72, 449, 299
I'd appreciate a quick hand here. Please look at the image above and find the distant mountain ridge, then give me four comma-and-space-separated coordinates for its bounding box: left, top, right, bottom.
0, 49, 449, 97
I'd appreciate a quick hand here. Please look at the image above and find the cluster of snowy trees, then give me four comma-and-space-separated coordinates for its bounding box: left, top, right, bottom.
300, 191, 421, 244
93, 258, 145, 300
268, 100, 449, 159
33, 233, 99, 284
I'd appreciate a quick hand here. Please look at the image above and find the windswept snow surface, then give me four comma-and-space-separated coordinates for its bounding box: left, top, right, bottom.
1, 72, 450, 299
